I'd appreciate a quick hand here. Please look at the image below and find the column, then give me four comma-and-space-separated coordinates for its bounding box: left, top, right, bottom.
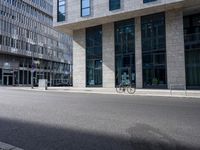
73, 29, 86, 88
102, 23, 115, 88
135, 17, 143, 89
166, 9, 186, 89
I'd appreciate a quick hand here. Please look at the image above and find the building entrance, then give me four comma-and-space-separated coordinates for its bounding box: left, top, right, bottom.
3, 75, 13, 86
2, 69, 14, 86
86, 59, 102, 87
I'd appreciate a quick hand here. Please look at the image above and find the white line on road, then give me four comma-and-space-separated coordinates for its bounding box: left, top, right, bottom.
0, 141, 23, 150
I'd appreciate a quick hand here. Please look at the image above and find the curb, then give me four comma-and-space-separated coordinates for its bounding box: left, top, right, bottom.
4, 87, 200, 99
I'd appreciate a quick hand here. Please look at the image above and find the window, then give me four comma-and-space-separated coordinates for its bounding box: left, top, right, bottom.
11, 38, 15, 48
141, 12, 167, 88
81, 0, 91, 17
57, 0, 66, 22
86, 26, 102, 87
184, 14, 200, 89
109, 0, 120, 11
115, 19, 135, 86
143, 0, 157, 3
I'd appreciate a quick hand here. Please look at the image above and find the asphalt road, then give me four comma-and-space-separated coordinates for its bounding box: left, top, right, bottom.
0, 88, 199, 150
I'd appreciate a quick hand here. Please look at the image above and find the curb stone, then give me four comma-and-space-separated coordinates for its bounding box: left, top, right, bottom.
1, 87, 200, 99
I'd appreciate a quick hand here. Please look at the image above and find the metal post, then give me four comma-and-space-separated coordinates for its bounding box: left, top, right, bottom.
1, 69, 3, 86
185, 85, 187, 96
50, 61, 52, 87
31, 55, 34, 89
170, 84, 172, 96
31, 26, 37, 89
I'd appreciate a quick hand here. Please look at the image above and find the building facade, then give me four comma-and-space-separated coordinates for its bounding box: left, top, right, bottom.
54, 0, 200, 89
0, 0, 72, 86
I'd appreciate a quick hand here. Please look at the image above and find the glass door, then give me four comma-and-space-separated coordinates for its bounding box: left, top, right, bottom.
86, 59, 102, 87
3, 75, 13, 86
8, 76, 13, 85
3, 76, 7, 85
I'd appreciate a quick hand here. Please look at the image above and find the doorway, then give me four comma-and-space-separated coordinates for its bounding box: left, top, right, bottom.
86, 59, 102, 87
3, 75, 13, 86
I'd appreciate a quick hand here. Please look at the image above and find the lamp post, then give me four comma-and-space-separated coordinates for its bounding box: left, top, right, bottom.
31, 26, 37, 89
50, 60, 52, 87
31, 53, 34, 89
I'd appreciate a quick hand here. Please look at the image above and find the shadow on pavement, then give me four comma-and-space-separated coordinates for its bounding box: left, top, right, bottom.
127, 123, 199, 150
0, 118, 199, 150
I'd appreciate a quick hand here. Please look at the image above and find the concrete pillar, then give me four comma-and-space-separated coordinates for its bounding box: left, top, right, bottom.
135, 17, 143, 89
102, 23, 115, 88
166, 9, 186, 89
73, 29, 86, 88
53, 0, 58, 25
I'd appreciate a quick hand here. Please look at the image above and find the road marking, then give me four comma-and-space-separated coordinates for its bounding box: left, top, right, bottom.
0, 141, 23, 150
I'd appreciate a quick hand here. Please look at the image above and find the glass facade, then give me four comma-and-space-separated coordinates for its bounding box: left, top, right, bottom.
57, 0, 66, 22
141, 12, 167, 88
0, 55, 71, 86
81, 0, 91, 17
86, 26, 102, 87
184, 14, 200, 89
115, 19, 135, 86
109, 0, 120, 11
2, 0, 53, 25
0, 0, 73, 86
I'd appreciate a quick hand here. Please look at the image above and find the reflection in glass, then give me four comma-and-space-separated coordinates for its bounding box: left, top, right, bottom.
184, 14, 200, 89
86, 26, 102, 87
81, 0, 91, 17
115, 19, 135, 86
57, 0, 66, 22
109, 0, 120, 11
141, 12, 167, 88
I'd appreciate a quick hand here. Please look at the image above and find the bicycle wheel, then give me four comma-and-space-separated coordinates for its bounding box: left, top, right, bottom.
127, 84, 136, 94
116, 85, 124, 93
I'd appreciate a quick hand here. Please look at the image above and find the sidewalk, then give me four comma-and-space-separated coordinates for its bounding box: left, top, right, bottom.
0, 141, 23, 150
4, 86, 200, 98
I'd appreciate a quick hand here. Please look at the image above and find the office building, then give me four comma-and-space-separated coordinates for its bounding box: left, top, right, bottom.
0, 0, 72, 86
54, 0, 200, 89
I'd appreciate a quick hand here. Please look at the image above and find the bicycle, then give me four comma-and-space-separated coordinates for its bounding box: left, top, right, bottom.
116, 82, 136, 94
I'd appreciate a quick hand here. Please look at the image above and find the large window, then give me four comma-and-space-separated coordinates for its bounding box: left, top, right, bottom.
141, 12, 167, 88
115, 19, 135, 86
86, 26, 102, 87
184, 14, 200, 89
57, 0, 66, 22
109, 0, 120, 11
81, 0, 91, 17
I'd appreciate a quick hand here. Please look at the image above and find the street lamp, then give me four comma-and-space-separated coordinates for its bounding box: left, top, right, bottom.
31, 26, 37, 89
31, 54, 34, 89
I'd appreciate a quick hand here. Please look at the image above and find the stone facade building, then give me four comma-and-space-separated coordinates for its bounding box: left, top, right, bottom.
54, 0, 200, 90
0, 0, 72, 86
